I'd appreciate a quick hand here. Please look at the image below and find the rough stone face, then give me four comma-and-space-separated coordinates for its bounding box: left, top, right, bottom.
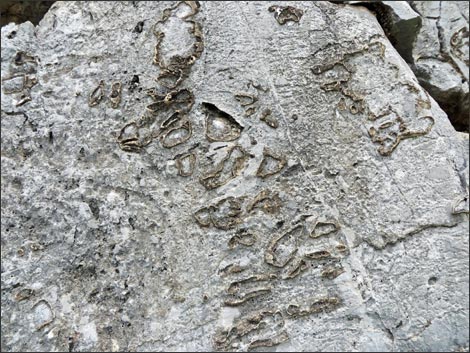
338, 1, 422, 64
409, 1, 469, 132
1, 1, 469, 352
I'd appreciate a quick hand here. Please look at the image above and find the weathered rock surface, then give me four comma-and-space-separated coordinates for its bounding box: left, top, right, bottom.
337, 1, 469, 132
336, 1, 422, 64
1, 1, 468, 352
409, 1, 469, 132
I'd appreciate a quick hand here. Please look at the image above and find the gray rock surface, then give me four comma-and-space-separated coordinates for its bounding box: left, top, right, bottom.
410, 1, 469, 132
1, 1, 469, 352
337, 1, 422, 64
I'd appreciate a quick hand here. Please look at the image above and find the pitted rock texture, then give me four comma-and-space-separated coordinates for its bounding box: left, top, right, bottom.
1, 1, 469, 352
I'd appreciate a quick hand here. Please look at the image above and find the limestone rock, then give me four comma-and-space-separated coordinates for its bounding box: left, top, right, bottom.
337, 1, 469, 132
337, 1, 422, 63
410, 1, 469, 131
1, 1, 468, 352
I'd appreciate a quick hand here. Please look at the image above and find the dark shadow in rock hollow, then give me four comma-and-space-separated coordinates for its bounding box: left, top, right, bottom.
1, 1, 55, 27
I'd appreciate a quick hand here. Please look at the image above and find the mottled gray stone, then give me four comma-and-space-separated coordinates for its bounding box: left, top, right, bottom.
1, 1, 469, 352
